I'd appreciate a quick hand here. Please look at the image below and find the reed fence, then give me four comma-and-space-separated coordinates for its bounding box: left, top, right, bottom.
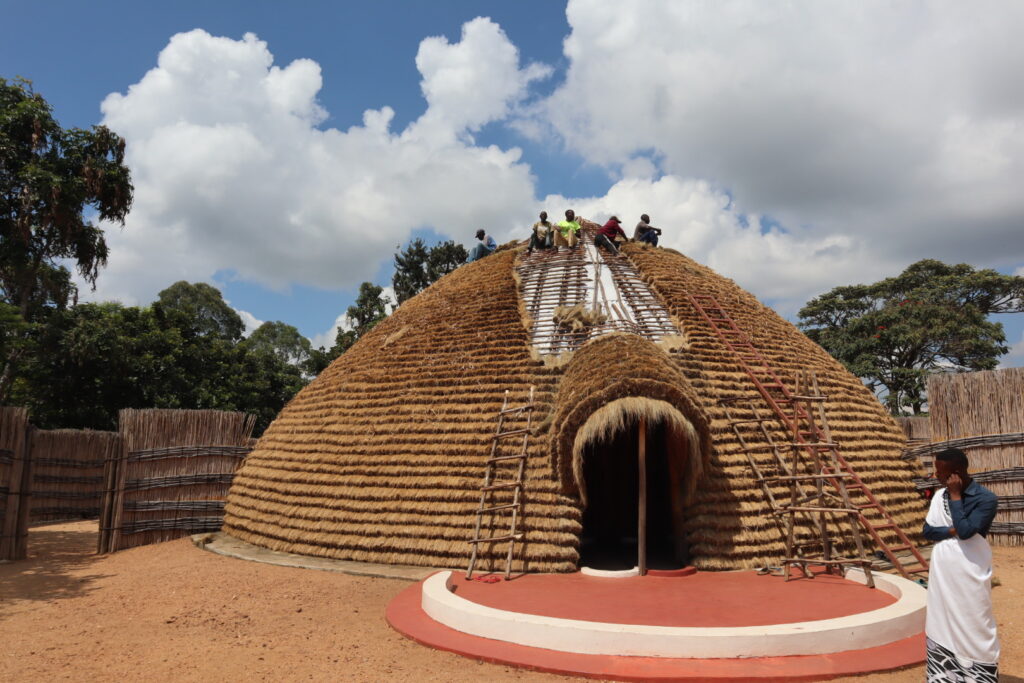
918, 368, 1024, 546
29, 429, 120, 524
0, 407, 31, 560
99, 409, 255, 553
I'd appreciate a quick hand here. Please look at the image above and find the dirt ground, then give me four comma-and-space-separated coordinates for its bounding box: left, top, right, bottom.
1, 521, 1021, 682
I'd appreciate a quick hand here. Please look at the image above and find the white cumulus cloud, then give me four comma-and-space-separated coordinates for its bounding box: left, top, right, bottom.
90, 23, 547, 304
532, 1, 1024, 303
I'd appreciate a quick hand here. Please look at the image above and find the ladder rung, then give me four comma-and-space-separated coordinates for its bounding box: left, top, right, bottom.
494, 428, 531, 439
789, 395, 827, 402
468, 534, 523, 544
873, 523, 896, 530
488, 454, 527, 463
499, 405, 535, 414
478, 503, 519, 514
884, 544, 913, 552
730, 418, 771, 425
783, 558, 870, 566
783, 506, 860, 514
762, 473, 852, 482
482, 482, 521, 491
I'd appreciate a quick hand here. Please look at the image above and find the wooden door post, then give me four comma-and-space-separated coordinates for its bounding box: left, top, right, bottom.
638, 417, 647, 576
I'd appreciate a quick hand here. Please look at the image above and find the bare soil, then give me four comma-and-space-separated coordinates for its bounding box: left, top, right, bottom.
1, 521, 1021, 682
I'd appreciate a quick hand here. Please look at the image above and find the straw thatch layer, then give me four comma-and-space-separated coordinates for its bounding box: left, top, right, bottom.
548, 333, 711, 503
619, 243, 925, 568
222, 240, 925, 571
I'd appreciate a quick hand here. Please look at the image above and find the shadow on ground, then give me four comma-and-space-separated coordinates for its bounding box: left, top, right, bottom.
0, 522, 110, 616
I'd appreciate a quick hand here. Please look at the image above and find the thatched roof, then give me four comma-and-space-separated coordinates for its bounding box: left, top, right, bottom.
222, 240, 923, 572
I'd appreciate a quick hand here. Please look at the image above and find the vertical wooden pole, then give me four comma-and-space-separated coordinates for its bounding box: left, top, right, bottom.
638, 417, 647, 576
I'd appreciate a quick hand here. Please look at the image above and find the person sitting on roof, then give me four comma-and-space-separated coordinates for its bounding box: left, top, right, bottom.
634, 213, 663, 246
554, 209, 581, 250
466, 228, 497, 262
595, 216, 628, 255
528, 211, 554, 254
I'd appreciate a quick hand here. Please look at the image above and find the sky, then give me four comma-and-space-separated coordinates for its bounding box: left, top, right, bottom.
2, 1, 1023, 362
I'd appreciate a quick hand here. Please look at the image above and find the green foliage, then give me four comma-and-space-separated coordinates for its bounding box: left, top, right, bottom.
799, 259, 1024, 414
243, 320, 312, 367
13, 298, 305, 435
156, 281, 244, 341
392, 238, 466, 304
0, 77, 133, 401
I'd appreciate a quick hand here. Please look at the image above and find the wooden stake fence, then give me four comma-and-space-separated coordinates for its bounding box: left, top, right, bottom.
916, 368, 1024, 546
30, 429, 120, 524
99, 409, 255, 553
0, 407, 31, 560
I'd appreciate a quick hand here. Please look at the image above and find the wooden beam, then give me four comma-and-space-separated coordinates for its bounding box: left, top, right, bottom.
638, 417, 647, 576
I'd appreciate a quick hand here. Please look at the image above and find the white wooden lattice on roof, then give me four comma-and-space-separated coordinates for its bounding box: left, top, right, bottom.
517, 227, 679, 355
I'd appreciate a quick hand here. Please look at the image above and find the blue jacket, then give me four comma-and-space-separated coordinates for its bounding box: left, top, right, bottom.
922, 479, 998, 541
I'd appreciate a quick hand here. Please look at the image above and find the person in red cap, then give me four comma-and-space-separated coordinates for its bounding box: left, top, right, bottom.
596, 216, 628, 254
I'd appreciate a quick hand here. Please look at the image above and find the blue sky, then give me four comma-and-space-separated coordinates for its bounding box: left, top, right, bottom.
3, 2, 1023, 359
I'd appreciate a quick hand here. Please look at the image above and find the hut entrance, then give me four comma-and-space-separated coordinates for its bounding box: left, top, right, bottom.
578, 415, 691, 573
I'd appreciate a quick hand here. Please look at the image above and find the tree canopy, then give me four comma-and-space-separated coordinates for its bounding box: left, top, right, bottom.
156, 281, 244, 341
392, 238, 466, 304
798, 259, 1024, 414
0, 78, 133, 401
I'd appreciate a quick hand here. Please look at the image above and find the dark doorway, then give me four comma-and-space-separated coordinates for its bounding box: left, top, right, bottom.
578, 418, 689, 571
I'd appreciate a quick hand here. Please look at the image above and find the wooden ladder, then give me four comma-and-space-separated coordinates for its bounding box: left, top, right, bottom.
687, 292, 928, 582
466, 386, 535, 580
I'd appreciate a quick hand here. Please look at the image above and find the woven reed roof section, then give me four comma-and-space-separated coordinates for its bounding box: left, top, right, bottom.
223, 249, 581, 573
548, 333, 711, 500
621, 243, 925, 568
221, 237, 926, 573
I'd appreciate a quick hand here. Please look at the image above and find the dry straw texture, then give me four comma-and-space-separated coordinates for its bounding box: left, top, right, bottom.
102, 409, 255, 553
1, 407, 30, 559
928, 368, 1024, 546
29, 429, 119, 523
223, 242, 924, 571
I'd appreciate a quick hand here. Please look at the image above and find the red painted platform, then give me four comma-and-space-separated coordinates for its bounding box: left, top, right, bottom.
449, 570, 894, 627
386, 571, 925, 681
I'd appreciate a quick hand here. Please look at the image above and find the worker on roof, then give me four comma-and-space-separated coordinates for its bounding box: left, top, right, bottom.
595, 216, 627, 255
554, 209, 581, 251
466, 228, 497, 262
634, 213, 663, 246
527, 211, 554, 254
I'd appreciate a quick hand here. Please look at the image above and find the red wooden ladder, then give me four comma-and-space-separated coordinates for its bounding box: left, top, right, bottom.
687, 292, 928, 580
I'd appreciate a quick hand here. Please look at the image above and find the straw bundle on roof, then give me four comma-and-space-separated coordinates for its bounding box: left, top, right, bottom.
29, 429, 118, 524
101, 409, 255, 553
0, 407, 30, 560
927, 368, 1024, 546
222, 240, 925, 572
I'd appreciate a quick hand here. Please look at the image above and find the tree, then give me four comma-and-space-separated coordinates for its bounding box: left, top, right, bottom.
392, 238, 430, 304
798, 259, 1024, 415
392, 238, 467, 304
155, 281, 244, 341
347, 281, 391, 337
426, 240, 468, 283
0, 78, 133, 400
243, 321, 312, 366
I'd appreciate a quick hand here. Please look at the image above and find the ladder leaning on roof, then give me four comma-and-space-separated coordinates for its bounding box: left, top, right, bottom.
466, 386, 535, 580
687, 292, 929, 583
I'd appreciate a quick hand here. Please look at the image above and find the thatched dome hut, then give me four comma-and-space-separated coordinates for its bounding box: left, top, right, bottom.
222, 236, 923, 573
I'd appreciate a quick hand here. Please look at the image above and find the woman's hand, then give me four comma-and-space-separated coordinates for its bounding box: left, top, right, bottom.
947, 473, 964, 499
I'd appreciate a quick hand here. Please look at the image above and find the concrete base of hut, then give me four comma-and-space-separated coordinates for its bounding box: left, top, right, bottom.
387, 568, 927, 681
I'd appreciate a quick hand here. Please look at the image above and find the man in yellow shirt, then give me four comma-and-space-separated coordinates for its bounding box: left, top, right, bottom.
554, 209, 581, 250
